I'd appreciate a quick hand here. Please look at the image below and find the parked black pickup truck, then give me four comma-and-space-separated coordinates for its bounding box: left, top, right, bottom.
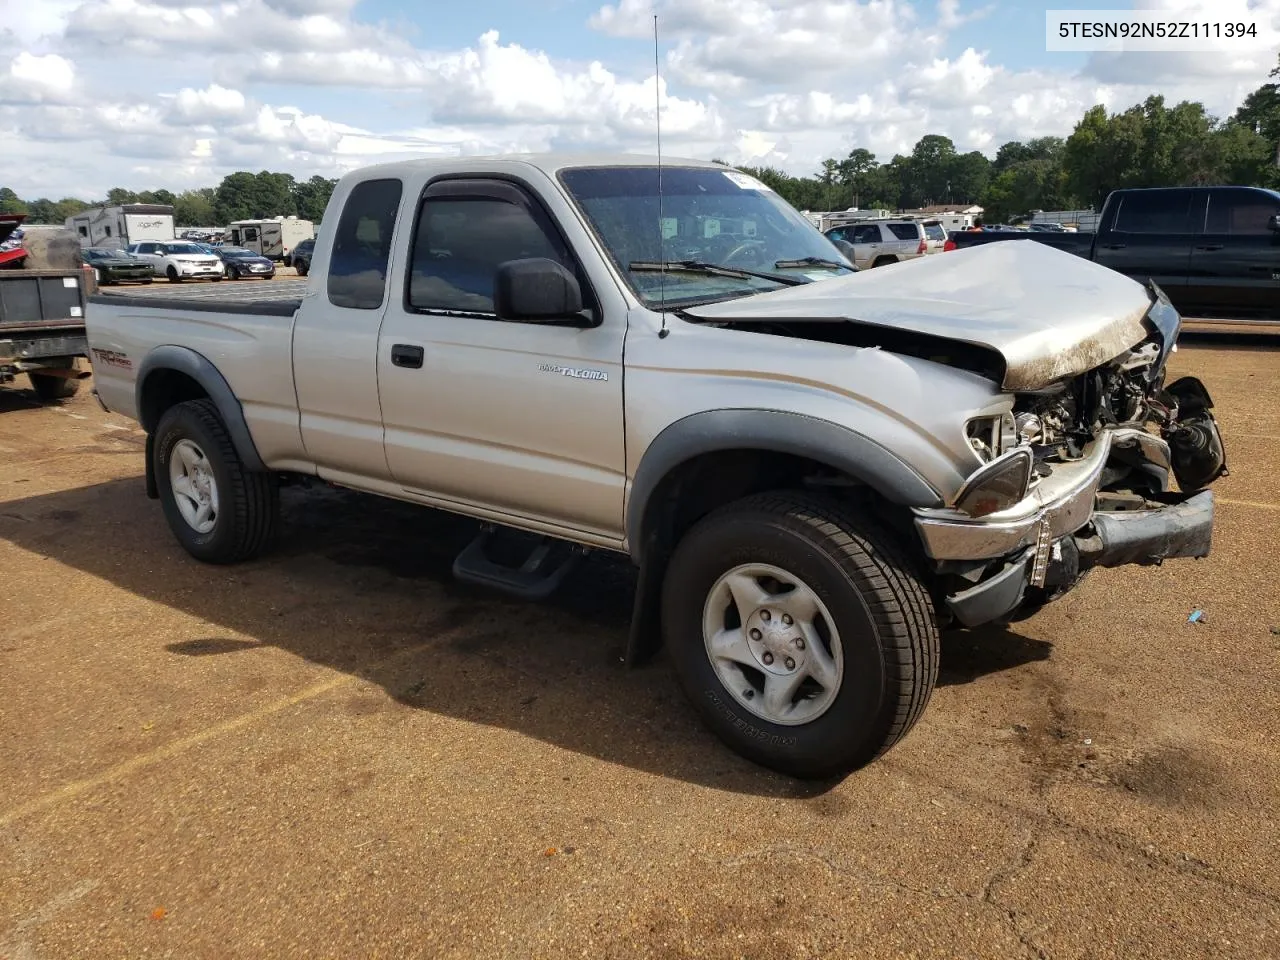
945, 185, 1280, 321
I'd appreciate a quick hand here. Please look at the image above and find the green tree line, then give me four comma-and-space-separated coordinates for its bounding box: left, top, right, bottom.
734, 64, 1280, 223
0, 171, 337, 227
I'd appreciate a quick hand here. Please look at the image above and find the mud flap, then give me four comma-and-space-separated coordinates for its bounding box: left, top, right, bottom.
144, 431, 159, 499
624, 531, 667, 667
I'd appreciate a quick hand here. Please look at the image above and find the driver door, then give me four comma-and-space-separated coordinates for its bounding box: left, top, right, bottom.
376, 177, 627, 539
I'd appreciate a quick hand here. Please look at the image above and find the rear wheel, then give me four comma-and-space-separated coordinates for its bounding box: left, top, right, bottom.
296, 260, 309, 277
661, 492, 939, 779
29, 373, 80, 401
153, 399, 279, 564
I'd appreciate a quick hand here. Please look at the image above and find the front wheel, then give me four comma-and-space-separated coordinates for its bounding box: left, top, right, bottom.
661, 492, 939, 779
153, 399, 279, 564
166, 265, 181, 282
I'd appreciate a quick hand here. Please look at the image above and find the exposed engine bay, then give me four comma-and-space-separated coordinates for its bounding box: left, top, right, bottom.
999, 340, 1227, 496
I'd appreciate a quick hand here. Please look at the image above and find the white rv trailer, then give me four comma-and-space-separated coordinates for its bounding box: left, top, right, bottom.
226, 216, 315, 261
66, 204, 175, 250
808, 209, 893, 232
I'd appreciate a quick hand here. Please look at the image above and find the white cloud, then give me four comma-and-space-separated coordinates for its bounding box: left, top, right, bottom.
63, 0, 406, 56
0, 0, 1275, 200
0, 51, 77, 103
165, 84, 247, 123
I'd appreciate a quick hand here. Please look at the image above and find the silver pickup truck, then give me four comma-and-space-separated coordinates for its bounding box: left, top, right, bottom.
84, 155, 1228, 779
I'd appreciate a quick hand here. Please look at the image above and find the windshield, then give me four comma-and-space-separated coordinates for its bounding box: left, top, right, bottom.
165, 243, 206, 255
558, 165, 854, 307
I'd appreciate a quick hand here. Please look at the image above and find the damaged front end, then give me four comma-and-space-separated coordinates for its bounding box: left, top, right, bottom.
913, 285, 1228, 629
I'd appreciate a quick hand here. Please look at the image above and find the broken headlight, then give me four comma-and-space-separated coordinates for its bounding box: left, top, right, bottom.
965, 413, 1018, 460
954, 447, 1034, 518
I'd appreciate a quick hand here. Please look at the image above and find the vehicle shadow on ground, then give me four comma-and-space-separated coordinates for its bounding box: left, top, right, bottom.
0, 476, 1050, 796
0, 385, 56, 412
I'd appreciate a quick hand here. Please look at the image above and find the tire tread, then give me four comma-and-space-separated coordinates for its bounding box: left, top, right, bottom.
159, 398, 276, 563
695, 490, 939, 767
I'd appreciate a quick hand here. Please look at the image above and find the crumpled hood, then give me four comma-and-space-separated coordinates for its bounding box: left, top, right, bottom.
681, 240, 1156, 391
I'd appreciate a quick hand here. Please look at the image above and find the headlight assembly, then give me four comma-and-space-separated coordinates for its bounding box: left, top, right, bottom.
954, 447, 1034, 518
965, 413, 1017, 460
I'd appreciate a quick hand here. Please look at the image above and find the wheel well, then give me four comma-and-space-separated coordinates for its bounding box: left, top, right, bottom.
638, 449, 911, 560
872, 255, 896, 267
139, 369, 209, 433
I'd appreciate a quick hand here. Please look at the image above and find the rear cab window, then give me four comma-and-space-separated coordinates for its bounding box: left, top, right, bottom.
327, 178, 405, 310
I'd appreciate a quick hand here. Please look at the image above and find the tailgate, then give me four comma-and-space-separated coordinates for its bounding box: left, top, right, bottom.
0, 269, 88, 333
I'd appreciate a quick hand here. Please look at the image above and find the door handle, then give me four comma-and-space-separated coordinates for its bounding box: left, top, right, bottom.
391, 343, 424, 369
1195, 244, 1224, 251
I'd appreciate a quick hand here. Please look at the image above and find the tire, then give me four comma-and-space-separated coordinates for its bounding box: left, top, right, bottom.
143, 276, 154, 284
296, 260, 309, 277
167, 265, 181, 282
660, 491, 939, 779
153, 398, 278, 564
29, 373, 80, 401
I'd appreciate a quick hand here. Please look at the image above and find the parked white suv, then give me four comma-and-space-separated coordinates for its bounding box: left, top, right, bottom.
921, 220, 947, 254
126, 241, 224, 283
823, 220, 928, 269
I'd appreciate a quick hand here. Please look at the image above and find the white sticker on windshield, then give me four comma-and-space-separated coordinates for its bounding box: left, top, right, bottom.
722, 171, 771, 192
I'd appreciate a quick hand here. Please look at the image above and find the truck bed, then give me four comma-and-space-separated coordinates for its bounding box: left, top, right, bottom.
947, 229, 1095, 259
86, 292, 302, 317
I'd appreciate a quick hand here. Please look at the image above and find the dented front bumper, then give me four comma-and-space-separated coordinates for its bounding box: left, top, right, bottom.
912, 415, 1222, 628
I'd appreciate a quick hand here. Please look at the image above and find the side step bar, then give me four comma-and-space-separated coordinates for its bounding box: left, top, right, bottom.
452, 525, 585, 601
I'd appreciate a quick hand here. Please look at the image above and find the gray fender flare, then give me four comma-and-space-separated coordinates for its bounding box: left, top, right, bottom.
624, 408, 945, 563
135, 345, 267, 473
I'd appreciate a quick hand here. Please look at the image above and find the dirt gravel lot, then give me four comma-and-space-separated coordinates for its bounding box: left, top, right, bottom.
1, 333, 1278, 959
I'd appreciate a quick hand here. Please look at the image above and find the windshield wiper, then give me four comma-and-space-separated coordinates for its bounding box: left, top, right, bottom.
628, 259, 808, 287
773, 256, 852, 270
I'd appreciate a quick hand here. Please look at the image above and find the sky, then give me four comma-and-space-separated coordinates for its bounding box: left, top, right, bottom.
0, 0, 1277, 199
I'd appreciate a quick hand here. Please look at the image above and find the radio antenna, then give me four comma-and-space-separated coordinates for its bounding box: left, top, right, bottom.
654, 13, 669, 338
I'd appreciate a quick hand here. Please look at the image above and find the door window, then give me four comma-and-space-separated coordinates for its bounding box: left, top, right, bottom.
326, 178, 404, 310
852, 224, 881, 244
1204, 190, 1280, 235
1112, 191, 1194, 233
407, 194, 572, 315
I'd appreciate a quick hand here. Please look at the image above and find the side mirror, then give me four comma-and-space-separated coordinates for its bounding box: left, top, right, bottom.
494, 257, 587, 323
1268, 213, 1280, 232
